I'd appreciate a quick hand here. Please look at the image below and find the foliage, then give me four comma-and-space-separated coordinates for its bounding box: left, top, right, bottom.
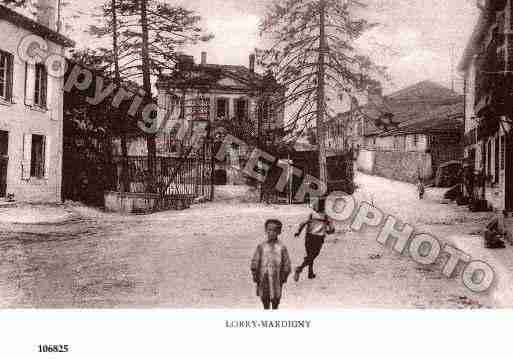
88, 0, 213, 84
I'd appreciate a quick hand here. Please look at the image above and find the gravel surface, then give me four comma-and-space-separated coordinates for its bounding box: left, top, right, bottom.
0, 173, 500, 308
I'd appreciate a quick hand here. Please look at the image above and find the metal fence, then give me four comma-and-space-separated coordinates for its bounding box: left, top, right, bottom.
111, 148, 214, 200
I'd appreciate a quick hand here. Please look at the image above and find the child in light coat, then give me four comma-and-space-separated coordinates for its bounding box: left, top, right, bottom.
251, 219, 292, 310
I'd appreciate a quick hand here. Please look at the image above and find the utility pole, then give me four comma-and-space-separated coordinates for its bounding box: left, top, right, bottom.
316, 0, 328, 187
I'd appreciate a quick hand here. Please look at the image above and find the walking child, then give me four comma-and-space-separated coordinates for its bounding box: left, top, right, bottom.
250, 219, 292, 310
293, 197, 335, 281
417, 178, 425, 200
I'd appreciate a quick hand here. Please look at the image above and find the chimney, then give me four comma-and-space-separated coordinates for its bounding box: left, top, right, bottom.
249, 54, 256, 73
34, 0, 59, 31
201, 52, 207, 66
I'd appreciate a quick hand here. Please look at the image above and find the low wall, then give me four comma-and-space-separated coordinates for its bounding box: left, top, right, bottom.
104, 191, 193, 214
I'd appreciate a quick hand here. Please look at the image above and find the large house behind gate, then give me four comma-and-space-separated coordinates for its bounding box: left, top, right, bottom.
459, 0, 513, 215
0, 3, 74, 202
150, 52, 286, 184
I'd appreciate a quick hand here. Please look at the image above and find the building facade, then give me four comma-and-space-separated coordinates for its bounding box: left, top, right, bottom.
152, 52, 286, 184
325, 81, 464, 183
459, 0, 513, 214
0, 3, 73, 202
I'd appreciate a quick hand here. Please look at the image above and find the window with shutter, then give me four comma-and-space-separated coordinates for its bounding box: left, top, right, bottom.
34, 64, 47, 107
0, 50, 13, 101
25, 63, 35, 106
495, 136, 500, 182
487, 140, 492, 177
501, 135, 506, 170
22, 134, 31, 180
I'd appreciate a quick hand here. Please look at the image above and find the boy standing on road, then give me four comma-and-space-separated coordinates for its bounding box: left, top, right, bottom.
251, 219, 292, 310
294, 197, 335, 281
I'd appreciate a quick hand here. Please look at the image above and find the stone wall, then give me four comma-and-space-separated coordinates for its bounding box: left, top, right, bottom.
372, 150, 433, 183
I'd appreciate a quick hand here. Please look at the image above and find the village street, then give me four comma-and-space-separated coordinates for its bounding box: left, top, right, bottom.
0, 173, 503, 309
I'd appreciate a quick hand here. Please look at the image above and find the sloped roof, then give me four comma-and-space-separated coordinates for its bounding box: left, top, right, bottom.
335, 81, 463, 136
377, 102, 463, 137
157, 63, 280, 91
0, 4, 74, 47
202, 64, 264, 84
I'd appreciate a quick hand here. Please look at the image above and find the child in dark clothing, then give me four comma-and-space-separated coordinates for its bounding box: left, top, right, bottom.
294, 197, 334, 281
417, 179, 425, 200
251, 219, 292, 310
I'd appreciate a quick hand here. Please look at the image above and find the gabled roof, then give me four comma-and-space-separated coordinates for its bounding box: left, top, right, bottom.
0, 4, 74, 47
333, 81, 463, 137
156, 63, 283, 92
377, 102, 464, 137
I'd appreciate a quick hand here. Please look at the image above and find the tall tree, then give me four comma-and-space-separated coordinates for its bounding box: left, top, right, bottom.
89, 0, 212, 192
258, 0, 386, 185
86, 0, 131, 191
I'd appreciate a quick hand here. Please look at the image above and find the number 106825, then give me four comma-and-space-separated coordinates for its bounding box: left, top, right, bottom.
38, 345, 69, 353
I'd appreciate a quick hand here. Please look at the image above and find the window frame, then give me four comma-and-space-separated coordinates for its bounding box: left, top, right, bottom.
216, 97, 229, 120
261, 99, 275, 130
0, 50, 14, 101
30, 134, 46, 179
501, 135, 506, 170
34, 63, 47, 108
235, 97, 249, 120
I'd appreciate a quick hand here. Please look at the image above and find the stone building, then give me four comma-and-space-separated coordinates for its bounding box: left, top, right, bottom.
325, 81, 464, 183
459, 0, 513, 216
0, 2, 73, 202
150, 52, 285, 184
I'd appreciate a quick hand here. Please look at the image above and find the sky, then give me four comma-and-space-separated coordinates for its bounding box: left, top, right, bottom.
60, 0, 480, 95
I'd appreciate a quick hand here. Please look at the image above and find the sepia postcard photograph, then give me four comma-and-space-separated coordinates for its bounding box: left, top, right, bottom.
0, 0, 511, 357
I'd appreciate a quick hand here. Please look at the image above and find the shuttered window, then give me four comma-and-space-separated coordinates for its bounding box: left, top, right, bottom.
495, 136, 500, 182
34, 63, 47, 107
501, 135, 506, 170
0, 50, 13, 101
487, 140, 492, 177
